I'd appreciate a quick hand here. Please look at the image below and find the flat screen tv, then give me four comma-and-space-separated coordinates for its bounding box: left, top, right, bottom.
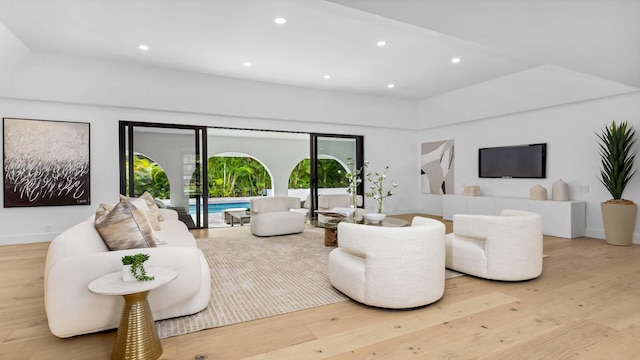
479, 143, 546, 178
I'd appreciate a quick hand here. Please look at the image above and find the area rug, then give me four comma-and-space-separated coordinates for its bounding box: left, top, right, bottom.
155, 225, 462, 339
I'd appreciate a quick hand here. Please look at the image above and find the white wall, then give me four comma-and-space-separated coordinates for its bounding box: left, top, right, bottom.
3, 49, 637, 245
0, 51, 418, 245
0, 51, 418, 129
417, 65, 638, 128
0, 23, 28, 79
417, 92, 640, 243
0, 95, 417, 245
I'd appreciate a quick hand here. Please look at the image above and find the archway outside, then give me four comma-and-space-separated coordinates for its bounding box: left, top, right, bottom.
193, 153, 273, 227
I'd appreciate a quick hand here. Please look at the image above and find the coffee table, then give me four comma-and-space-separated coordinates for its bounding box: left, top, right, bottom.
223, 208, 249, 224
228, 210, 251, 226
309, 216, 409, 246
88, 266, 178, 360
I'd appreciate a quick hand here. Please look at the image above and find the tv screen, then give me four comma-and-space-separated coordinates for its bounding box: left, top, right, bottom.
479, 143, 546, 178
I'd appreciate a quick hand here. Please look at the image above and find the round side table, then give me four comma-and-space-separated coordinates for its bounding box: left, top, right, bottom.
89, 266, 178, 360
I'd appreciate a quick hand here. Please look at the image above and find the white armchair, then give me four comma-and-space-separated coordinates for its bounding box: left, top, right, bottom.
328, 216, 446, 309
445, 209, 543, 281
250, 196, 306, 236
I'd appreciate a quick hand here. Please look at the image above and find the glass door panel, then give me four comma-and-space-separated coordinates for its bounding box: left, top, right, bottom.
309, 134, 363, 219
120, 123, 207, 228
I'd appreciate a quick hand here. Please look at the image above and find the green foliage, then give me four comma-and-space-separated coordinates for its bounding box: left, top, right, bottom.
131, 154, 351, 200
121, 253, 154, 282
200, 156, 272, 197
288, 158, 350, 189
289, 159, 311, 189
597, 121, 636, 200
127, 154, 170, 199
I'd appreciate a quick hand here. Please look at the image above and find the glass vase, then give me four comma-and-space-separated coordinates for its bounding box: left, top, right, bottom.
349, 192, 357, 220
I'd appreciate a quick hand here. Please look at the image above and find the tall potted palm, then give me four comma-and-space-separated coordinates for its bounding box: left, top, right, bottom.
597, 120, 637, 246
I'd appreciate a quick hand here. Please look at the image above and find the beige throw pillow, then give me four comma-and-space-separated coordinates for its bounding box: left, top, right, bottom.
139, 191, 164, 222
95, 196, 158, 250
125, 196, 160, 230
145, 210, 161, 231
97, 203, 114, 213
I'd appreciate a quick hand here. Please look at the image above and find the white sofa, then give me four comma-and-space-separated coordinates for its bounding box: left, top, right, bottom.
44, 208, 211, 338
445, 209, 543, 281
293, 194, 364, 219
250, 196, 306, 236
328, 216, 446, 309
318, 194, 363, 210
317, 194, 365, 221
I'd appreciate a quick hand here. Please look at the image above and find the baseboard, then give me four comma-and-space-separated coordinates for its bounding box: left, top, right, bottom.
585, 228, 640, 244
585, 228, 605, 240
415, 208, 442, 216
0, 232, 58, 246
385, 208, 442, 216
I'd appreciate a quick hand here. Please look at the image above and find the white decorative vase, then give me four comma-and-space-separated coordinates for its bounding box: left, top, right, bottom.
122, 265, 136, 282
552, 179, 569, 201
530, 184, 547, 201
363, 213, 386, 224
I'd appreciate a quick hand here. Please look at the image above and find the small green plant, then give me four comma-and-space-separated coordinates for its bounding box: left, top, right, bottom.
597, 120, 636, 203
121, 253, 155, 282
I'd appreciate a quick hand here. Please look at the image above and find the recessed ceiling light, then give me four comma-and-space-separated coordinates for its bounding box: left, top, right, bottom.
274, 17, 287, 25
243, 62, 252, 67
138, 44, 149, 51
451, 57, 461, 64
323, 74, 331, 79
377, 40, 387, 47
387, 83, 395, 89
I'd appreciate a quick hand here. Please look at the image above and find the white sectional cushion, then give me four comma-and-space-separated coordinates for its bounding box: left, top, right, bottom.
250, 211, 305, 237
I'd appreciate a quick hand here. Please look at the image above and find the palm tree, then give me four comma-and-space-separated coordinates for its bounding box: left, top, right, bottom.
205, 156, 272, 197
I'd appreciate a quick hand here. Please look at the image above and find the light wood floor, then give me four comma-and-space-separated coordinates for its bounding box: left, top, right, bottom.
2, 214, 639, 359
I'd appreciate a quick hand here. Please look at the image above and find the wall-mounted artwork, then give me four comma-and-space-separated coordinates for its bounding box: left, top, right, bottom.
3, 118, 90, 207
421, 139, 454, 194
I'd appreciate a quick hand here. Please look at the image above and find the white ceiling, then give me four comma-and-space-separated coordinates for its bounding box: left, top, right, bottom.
0, 0, 637, 101
329, 0, 640, 90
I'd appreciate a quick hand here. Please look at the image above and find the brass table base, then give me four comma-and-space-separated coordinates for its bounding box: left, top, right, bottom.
112, 291, 162, 360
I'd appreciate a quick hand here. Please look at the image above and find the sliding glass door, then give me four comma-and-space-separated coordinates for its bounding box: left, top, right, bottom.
119, 122, 363, 227
119, 122, 208, 228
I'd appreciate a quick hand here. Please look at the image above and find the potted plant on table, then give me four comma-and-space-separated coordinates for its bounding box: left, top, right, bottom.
345, 157, 364, 213
597, 120, 638, 246
121, 253, 155, 281
364, 163, 398, 224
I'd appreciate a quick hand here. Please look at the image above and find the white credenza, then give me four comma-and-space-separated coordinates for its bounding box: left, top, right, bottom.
442, 194, 586, 238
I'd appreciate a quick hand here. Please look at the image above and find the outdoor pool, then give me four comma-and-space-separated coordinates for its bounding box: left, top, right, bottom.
189, 202, 250, 214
